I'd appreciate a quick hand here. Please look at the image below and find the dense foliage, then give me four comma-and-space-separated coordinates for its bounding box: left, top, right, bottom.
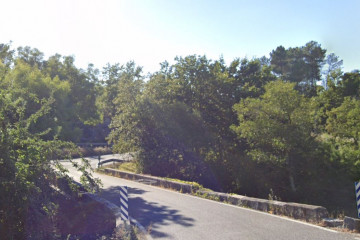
0, 43, 100, 239
1, 40, 359, 239
105, 41, 359, 216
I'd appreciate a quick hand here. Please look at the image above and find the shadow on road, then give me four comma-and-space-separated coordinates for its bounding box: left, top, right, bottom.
99, 186, 195, 239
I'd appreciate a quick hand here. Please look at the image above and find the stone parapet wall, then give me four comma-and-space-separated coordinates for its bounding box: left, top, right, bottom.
102, 168, 194, 193
197, 190, 329, 223
102, 168, 329, 223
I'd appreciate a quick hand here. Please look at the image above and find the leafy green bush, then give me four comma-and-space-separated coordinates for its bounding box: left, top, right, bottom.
0, 82, 100, 239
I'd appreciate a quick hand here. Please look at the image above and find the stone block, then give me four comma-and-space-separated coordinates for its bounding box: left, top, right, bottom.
322, 218, 344, 228
344, 216, 360, 231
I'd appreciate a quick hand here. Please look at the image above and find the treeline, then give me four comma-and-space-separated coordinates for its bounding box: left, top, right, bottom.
104, 41, 359, 216
1, 41, 359, 231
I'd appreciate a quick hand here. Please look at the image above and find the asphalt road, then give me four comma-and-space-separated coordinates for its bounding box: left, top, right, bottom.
61, 155, 359, 240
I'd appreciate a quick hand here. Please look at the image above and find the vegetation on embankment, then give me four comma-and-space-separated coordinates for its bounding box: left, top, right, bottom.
55, 192, 115, 239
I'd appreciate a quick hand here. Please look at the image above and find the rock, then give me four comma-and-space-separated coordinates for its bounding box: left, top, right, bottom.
282, 203, 328, 222
344, 216, 360, 231
322, 218, 344, 228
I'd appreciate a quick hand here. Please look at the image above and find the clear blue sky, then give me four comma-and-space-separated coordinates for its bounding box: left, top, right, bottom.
1, 0, 359, 73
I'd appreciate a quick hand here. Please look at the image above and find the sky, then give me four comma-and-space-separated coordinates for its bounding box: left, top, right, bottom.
1, 0, 359, 74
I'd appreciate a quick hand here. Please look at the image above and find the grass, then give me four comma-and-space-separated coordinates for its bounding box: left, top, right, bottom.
95, 224, 142, 240
116, 162, 138, 173
103, 162, 138, 173
163, 177, 204, 191
193, 191, 220, 201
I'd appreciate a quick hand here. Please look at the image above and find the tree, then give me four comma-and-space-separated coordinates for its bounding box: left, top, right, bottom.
322, 53, 343, 89
324, 53, 343, 74
0, 87, 100, 239
233, 58, 276, 98
270, 41, 326, 96
0, 42, 14, 69
0, 42, 105, 237
1, 58, 86, 141
326, 97, 360, 146
316, 72, 344, 130
132, 55, 278, 190
325, 96, 360, 181
17, 46, 44, 69
106, 61, 144, 153
145, 56, 238, 187
232, 81, 316, 193
110, 97, 211, 180
99, 61, 143, 120
270, 45, 288, 77
341, 71, 360, 98
42, 54, 101, 140
302, 41, 326, 88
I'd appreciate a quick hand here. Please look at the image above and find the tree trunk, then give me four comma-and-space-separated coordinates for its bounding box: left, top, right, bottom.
289, 174, 296, 193
286, 154, 297, 192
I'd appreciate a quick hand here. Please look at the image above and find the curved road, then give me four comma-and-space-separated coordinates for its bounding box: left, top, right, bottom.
61, 155, 359, 240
